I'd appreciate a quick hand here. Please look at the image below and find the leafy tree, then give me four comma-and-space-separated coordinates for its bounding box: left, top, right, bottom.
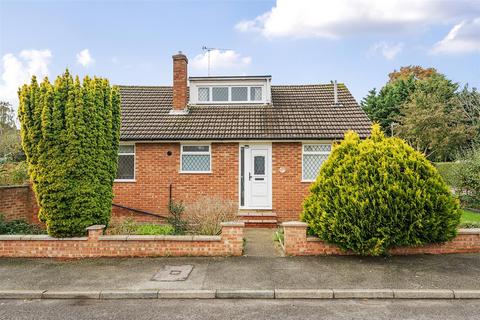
0, 101, 24, 162
388, 66, 437, 83
0, 101, 16, 132
18, 71, 121, 237
453, 146, 480, 209
302, 125, 460, 256
455, 85, 480, 144
361, 77, 415, 135
396, 74, 473, 161
362, 66, 478, 160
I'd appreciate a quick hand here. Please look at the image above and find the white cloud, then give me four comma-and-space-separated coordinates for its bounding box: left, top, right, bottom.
76, 49, 94, 67
369, 42, 404, 60
235, 0, 480, 39
0, 49, 52, 110
432, 18, 480, 54
191, 50, 252, 74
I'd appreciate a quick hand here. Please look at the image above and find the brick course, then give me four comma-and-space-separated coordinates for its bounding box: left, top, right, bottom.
282, 222, 480, 256
0, 222, 244, 258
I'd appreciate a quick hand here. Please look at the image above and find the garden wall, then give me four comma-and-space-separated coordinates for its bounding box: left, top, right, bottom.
283, 222, 480, 256
0, 185, 166, 226
0, 222, 244, 258
0, 185, 40, 225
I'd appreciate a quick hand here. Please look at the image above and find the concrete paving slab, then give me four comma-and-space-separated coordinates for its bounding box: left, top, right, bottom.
393, 289, 454, 299
244, 229, 282, 257
42, 291, 100, 299
275, 289, 333, 299
453, 290, 480, 299
100, 290, 158, 299
0, 290, 44, 299
152, 265, 194, 281
333, 289, 394, 299
158, 290, 215, 299
216, 289, 275, 299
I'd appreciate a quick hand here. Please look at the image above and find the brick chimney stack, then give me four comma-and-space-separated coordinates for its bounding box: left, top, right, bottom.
172, 51, 188, 113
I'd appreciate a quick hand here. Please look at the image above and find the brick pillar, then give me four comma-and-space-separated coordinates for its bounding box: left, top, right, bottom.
282, 221, 308, 256
172, 52, 188, 112
220, 221, 245, 256
86, 225, 105, 241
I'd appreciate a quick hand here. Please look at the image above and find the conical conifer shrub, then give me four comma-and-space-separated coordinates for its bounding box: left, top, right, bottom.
302, 124, 460, 255
18, 71, 121, 237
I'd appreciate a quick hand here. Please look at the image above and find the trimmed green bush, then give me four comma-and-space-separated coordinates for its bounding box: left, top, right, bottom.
455, 146, 480, 209
302, 124, 461, 256
18, 71, 121, 237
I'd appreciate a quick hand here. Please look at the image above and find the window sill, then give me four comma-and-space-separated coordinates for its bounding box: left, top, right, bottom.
114, 179, 136, 183
179, 171, 212, 174
301, 180, 315, 183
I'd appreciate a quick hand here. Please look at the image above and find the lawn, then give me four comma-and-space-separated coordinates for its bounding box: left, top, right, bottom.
460, 209, 480, 228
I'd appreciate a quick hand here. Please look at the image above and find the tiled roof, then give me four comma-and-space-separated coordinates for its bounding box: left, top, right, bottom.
119, 84, 372, 141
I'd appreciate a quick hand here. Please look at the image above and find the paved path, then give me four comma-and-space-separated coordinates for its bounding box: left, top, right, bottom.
1, 254, 479, 291
1, 299, 479, 320
244, 228, 283, 257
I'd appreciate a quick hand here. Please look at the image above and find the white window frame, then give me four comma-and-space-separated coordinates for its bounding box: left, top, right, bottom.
302, 143, 331, 182
198, 87, 210, 102
115, 143, 136, 182
180, 144, 212, 174
195, 86, 265, 104
250, 86, 263, 101
231, 86, 249, 102
211, 86, 229, 102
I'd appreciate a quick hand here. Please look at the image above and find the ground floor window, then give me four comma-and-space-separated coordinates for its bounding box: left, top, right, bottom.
180, 144, 211, 173
116, 144, 135, 181
302, 144, 331, 181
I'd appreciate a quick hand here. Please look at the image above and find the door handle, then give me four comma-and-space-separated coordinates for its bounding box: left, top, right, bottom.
249, 172, 252, 181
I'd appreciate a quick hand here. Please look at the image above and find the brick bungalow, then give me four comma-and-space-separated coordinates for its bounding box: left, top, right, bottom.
112, 52, 371, 226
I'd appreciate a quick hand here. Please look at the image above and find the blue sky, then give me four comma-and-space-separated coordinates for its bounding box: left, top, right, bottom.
1, 0, 479, 110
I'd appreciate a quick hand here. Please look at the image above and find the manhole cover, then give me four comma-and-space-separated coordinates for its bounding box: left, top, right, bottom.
151, 265, 194, 281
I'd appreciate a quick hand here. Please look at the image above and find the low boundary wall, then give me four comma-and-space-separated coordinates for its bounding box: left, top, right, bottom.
283, 221, 480, 256
0, 222, 244, 258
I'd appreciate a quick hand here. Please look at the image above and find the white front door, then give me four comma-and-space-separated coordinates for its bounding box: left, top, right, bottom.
240, 144, 272, 209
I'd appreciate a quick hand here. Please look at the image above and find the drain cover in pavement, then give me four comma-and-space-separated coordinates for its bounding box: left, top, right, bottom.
151, 265, 194, 281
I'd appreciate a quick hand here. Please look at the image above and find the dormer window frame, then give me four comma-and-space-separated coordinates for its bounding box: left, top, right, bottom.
194, 85, 264, 104
189, 76, 272, 105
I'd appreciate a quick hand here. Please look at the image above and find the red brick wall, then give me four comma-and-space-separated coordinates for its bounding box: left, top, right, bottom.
283, 222, 480, 256
113, 142, 239, 217
272, 142, 311, 221
2, 142, 313, 226
0, 222, 244, 258
0, 185, 40, 225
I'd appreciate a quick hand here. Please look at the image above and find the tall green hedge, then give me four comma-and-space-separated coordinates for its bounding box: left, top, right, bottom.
18, 71, 121, 237
302, 124, 460, 256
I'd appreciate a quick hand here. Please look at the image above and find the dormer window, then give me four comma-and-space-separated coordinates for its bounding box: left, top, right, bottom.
231, 87, 248, 101
189, 76, 271, 104
212, 87, 229, 101
196, 86, 263, 103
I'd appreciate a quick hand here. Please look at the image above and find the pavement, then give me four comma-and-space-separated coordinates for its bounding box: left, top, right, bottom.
1, 299, 480, 320
244, 228, 283, 257
0, 253, 479, 299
